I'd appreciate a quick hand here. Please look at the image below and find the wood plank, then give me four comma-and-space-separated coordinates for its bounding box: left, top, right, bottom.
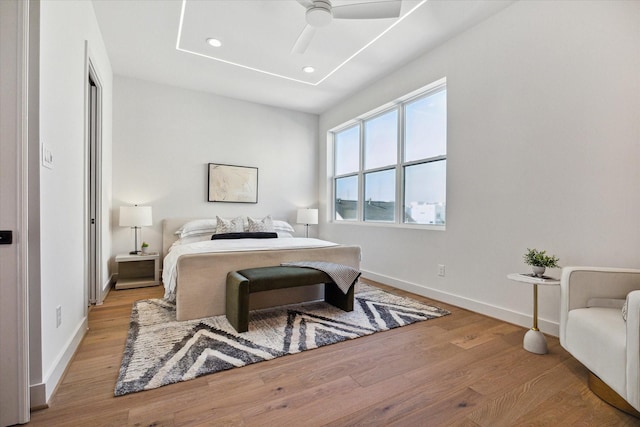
389, 386, 486, 427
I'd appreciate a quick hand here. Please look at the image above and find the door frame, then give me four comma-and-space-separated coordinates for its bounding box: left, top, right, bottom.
84, 43, 104, 307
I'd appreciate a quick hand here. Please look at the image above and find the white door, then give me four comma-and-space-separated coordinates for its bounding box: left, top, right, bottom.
88, 76, 98, 304
0, 0, 31, 424
86, 54, 103, 305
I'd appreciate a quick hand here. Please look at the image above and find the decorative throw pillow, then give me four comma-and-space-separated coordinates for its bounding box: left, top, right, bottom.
622, 297, 629, 322
215, 216, 244, 234
247, 215, 275, 232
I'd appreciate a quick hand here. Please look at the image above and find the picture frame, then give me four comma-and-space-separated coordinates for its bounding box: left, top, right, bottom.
207, 163, 258, 203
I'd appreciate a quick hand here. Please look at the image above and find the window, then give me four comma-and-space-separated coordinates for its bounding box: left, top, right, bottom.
332, 79, 446, 226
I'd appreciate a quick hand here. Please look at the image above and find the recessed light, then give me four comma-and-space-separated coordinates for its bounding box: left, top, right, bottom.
206, 38, 222, 47
302, 66, 315, 73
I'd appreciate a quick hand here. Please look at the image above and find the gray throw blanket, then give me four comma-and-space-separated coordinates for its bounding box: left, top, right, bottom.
281, 261, 361, 294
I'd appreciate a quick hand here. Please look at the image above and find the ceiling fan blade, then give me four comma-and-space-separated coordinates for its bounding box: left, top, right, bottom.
296, 0, 314, 8
333, 0, 402, 19
291, 25, 316, 54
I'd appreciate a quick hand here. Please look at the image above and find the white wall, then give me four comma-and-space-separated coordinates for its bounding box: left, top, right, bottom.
319, 0, 640, 335
111, 76, 319, 257
37, 0, 113, 404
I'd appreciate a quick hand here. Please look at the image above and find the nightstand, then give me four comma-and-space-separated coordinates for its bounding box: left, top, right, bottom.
115, 253, 160, 290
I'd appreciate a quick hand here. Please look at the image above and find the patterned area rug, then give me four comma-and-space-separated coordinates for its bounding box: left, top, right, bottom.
114, 283, 450, 396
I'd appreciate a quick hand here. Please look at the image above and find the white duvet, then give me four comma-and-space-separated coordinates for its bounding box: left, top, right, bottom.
162, 237, 338, 299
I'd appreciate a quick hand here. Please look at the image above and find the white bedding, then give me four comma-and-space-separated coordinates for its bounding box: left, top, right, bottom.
162, 237, 338, 299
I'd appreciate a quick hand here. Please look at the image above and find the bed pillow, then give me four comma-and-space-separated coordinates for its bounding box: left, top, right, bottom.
272, 220, 295, 234
175, 218, 218, 238
247, 215, 275, 232
215, 216, 244, 234
211, 232, 278, 240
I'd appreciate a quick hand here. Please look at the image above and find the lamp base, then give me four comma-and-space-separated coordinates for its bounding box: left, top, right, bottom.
130, 226, 141, 255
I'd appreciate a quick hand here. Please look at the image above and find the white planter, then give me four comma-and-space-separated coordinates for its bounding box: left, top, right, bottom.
532, 266, 546, 277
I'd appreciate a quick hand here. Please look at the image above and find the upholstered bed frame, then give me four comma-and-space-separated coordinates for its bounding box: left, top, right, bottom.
162, 218, 362, 321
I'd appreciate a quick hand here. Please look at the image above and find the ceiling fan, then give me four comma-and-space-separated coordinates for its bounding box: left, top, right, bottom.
292, 0, 402, 54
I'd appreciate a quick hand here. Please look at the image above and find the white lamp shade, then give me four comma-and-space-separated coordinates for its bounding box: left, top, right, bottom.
297, 208, 318, 225
119, 206, 152, 227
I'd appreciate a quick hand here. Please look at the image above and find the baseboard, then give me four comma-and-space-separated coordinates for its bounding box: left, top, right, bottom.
32, 316, 88, 406
361, 269, 560, 337
29, 383, 47, 411
98, 274, 117, 305
103, 273, 115, 292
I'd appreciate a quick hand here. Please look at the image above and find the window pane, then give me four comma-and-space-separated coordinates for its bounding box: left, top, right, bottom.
405, 89, 446, 162
335, 175, 358, 221
404, 160, 446, 225
364, 110, 397, 170
364, 169, 395, 222
335, 126, 359, 175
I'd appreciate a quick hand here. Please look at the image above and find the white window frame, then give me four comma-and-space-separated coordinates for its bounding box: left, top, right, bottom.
330, 78, 447, 230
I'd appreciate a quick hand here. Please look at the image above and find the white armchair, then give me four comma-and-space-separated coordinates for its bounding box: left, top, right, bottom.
560, 266, 640, 416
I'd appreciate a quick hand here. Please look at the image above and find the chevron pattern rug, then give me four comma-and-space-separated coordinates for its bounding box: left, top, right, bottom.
114, 283, 449, 396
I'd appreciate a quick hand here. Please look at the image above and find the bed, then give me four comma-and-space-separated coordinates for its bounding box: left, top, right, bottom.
162, 217, 361, 321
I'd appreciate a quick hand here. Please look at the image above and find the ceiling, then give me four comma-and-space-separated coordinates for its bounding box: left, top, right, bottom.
92, 0, 515, 114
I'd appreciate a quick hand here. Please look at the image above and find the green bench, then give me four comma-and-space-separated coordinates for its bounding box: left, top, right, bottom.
225, 265, 355, 333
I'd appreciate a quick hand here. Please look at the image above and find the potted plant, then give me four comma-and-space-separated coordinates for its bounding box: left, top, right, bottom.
141, 242, 149, 255
523, 248, 560, 277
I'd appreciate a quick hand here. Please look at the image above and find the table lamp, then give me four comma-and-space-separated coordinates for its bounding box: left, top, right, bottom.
297, 208, 318, 238
120, 205, 152, 255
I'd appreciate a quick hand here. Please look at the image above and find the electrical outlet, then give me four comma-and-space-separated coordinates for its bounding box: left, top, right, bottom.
438, 264, 446, 277
56, 305, 62, 328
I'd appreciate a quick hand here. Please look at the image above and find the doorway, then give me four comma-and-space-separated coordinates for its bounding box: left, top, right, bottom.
86, 54, 103, 306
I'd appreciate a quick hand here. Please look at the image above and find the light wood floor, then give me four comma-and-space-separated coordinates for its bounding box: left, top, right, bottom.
29, 280, 639, 426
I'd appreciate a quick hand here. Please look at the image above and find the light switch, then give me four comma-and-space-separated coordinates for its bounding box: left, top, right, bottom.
42, 144, 53, 169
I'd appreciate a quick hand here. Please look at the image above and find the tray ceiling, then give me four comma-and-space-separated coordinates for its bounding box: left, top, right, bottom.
92, 0, 515, 113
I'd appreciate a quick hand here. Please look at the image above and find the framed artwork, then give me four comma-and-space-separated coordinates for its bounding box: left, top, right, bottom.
208, 163, 258, 203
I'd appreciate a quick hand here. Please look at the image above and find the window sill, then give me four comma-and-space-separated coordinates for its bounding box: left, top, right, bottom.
328, 220, 445, 231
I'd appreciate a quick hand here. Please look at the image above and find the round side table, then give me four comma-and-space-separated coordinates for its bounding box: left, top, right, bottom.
507, 273, 560, 354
